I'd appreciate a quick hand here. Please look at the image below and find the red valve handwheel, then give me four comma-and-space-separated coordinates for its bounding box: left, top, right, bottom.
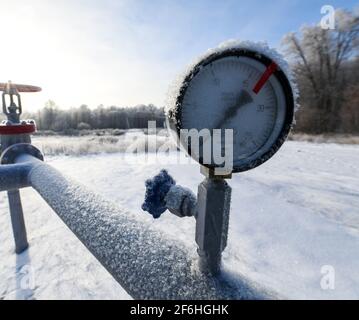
0, 123, 36, 135
0, 82, 41, 93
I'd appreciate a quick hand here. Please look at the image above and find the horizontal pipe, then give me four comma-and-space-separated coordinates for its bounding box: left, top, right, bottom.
0, 162, 32, 191
14, 153, 268, 299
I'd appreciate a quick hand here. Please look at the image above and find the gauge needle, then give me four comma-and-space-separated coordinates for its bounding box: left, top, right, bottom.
252, 61, 277, 94
214, 90, 253, 129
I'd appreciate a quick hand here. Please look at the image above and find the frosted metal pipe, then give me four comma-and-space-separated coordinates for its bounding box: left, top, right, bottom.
13, 153, 267, 299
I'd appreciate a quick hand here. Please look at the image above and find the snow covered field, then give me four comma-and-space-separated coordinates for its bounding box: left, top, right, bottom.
1, 140, 359, 299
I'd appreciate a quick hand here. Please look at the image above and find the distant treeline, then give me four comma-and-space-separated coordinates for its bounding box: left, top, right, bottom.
22, 102, 166, 132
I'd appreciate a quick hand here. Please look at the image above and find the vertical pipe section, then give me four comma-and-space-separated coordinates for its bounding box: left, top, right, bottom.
14, 154, 262, 299
1, 133, 32, 254
196, 178, 231, 275
0, 161, 32, 254
7, 190, 29, 253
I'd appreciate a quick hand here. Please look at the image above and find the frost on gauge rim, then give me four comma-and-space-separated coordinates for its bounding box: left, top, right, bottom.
165, 39, 300, 130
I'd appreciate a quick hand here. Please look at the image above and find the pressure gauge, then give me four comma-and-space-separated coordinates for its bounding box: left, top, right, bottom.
167, 48, 295, 173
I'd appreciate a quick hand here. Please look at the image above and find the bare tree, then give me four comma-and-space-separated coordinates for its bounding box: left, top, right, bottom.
282, 9, 359, 133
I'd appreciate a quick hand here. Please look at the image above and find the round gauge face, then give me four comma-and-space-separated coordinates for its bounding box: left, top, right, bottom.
171, 49, 294, 173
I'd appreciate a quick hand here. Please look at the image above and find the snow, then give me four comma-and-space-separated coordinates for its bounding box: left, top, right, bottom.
1, 140, 359, 299
166, 40, 299, 128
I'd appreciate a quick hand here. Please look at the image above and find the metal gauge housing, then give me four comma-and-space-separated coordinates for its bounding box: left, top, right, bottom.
167, 48, 295, 173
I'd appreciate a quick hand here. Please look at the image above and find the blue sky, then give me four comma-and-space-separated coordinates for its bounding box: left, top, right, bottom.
0, 0, 357, 110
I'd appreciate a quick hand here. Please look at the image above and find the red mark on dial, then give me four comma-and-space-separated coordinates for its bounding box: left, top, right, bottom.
252, 61, 277, 94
